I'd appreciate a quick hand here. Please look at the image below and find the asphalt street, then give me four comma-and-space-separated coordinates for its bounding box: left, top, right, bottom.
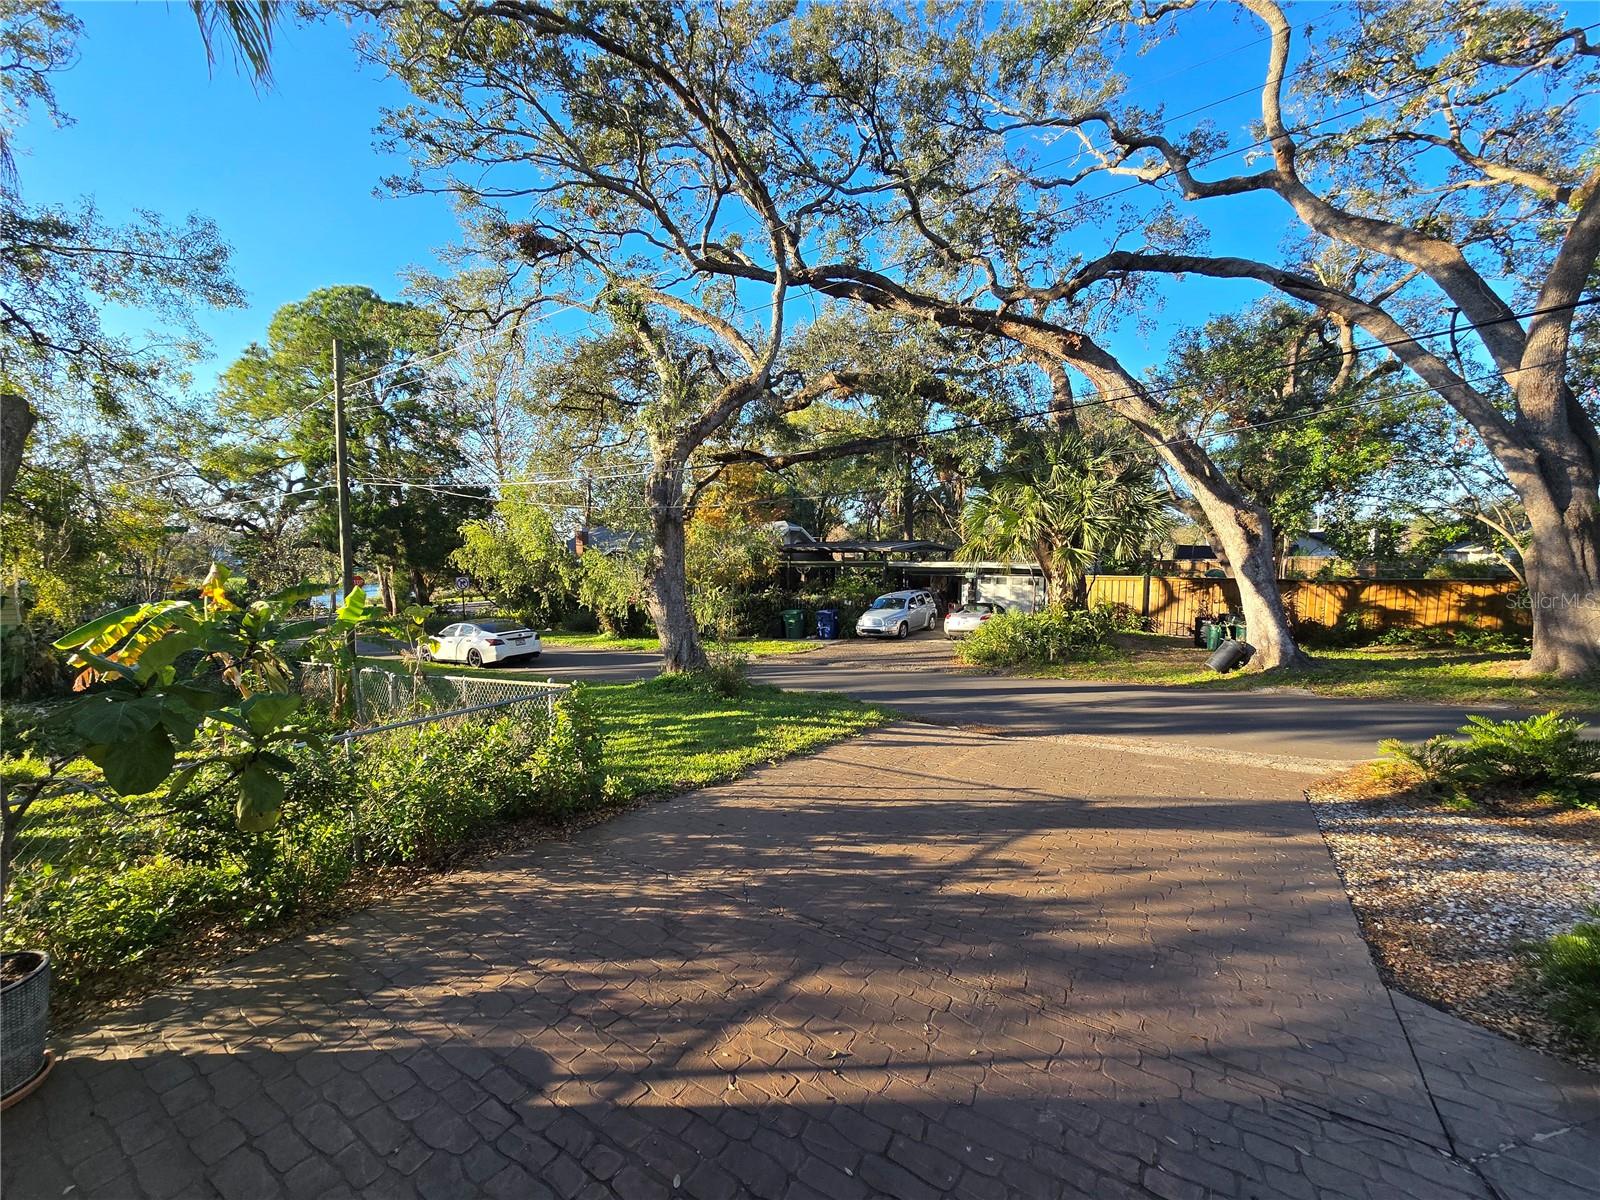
425, 634, 1516, 762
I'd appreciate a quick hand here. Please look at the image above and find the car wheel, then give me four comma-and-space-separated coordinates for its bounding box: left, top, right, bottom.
467, 648, 484, 668
417, 647, 432, 662
896, 622, 908, 639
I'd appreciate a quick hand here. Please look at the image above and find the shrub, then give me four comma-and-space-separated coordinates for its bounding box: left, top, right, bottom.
1373, 626, 1530, 652
957, 606, 1120, 669
694, 644, 751, 698
1377, 735, 1472, 804
732, 587, 787, 638
1455, 712, 1600, 802
526, 686, 608, 815
1095, 601, 1150, 634
1, 690, 612, 1003
355, 715, 540, 864
1525, 908, 1600, 1052
1378, 711, 1600, 808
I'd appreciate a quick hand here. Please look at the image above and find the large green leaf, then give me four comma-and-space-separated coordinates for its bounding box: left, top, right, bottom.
164, 765, 200, 803
73, 694, 163, 744
242, 693, 301, 736
336, 586, 369, 622
52, 603, 150, 651
88, 726, 175, 796
67, 649, 140, 682
236, 765, 285, 832
159, 698, 205, 746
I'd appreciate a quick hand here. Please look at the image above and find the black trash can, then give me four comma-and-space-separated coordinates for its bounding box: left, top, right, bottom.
1207, 638, 1251, 673
816, 608, 838, 640
1193, 617, 1211, 648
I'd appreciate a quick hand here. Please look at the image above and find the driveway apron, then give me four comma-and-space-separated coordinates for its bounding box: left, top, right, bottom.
4, 725, 1595, 1200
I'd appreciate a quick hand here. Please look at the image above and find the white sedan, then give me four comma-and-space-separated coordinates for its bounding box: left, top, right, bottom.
855, 590, 938, 638
422, 620, 542, 667
943, 601, 1007, 638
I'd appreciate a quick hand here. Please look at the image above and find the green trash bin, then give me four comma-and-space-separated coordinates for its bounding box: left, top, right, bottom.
1204, 620, 1226, 651
782, 608, 806, 639
1231, 620, 1247, 643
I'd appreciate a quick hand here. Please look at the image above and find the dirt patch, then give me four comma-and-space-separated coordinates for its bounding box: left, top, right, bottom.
1308, 767, 1600, 1072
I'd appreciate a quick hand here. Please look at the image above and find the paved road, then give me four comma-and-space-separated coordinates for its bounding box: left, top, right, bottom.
457, 636, 1506, 762
752, 650, 1492, 762
8, 727, 1594, 1199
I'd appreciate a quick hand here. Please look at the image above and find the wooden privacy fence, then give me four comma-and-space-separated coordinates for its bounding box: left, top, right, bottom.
1085, 575, 1529, 639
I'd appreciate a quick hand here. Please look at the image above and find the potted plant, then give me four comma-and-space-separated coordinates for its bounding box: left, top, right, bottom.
0, 566, 371, 1106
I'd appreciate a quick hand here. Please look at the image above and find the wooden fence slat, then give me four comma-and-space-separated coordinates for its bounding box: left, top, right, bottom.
1086, 575, 1526, 638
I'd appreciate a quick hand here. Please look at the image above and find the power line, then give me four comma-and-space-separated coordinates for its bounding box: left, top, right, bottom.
343, 295, 1599, 501
357, 342, 1596, 517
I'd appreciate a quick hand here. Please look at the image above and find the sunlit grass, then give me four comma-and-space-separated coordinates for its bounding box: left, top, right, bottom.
538, 632, 817, 656
585, 676, 892, 797
1026, 636, 1600, 711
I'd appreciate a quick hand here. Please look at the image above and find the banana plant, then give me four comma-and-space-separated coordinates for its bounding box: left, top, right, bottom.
0, 565, 385, 909
46, 564, 333, 828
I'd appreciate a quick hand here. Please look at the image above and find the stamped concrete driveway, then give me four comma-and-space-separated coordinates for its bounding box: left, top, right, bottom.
8, 723, 1598, 1200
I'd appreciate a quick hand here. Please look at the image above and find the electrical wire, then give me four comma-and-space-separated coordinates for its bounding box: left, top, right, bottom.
354, 343, 1597, 516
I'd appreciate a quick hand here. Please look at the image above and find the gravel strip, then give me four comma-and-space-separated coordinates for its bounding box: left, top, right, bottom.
1307, 786, 1600, 1071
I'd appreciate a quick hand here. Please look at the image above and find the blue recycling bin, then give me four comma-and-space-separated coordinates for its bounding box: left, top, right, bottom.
815, 608, 839, 639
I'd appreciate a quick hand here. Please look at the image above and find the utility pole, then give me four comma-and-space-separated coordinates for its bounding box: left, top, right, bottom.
332, 339, 355, 606
331, 338, 362, 721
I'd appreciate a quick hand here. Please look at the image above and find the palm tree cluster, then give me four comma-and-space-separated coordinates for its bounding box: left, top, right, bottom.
958, 431, 1173, 608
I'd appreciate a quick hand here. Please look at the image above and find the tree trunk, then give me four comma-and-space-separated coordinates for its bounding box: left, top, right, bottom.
1, 393, 36, 506
1518, 475, 1600, 677
409, 563, 432, 607
646, 463, 707, 673
1068, 352, 1310, 670
378, 565, 397, 616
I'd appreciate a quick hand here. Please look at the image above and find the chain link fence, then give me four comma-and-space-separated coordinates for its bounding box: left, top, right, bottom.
3, 667, 573, 966
297, 663, 568, 736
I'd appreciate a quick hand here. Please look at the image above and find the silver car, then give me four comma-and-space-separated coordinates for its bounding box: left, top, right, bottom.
855, 590, 938, 638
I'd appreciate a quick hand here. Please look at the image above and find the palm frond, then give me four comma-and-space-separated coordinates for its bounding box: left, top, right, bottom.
189, 1, 277, 86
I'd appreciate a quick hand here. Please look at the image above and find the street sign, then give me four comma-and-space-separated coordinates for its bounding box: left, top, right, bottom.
455, 575, 471, 591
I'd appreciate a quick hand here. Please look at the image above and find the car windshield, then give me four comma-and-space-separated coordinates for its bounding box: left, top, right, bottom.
967, 603, 1000, 614
869, 596, 906, 610
476, 620, 526, 633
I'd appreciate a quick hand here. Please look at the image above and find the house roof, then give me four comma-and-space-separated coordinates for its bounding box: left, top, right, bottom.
779, 538, 956, 557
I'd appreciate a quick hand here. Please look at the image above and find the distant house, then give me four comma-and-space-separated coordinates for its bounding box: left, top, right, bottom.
0, 582, 33, 630
1288, 532, 1338, 559
1437, 538, 1503, 565
568, 526, 644, 556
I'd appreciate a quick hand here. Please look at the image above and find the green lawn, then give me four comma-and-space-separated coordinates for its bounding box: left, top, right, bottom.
584, 676, 892, 797
538, 632, 818, 656
361, 656, 892, 791
1010, 635, 1600, 712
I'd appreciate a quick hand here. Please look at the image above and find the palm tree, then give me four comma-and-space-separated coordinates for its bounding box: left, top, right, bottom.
957, 430, 1172, 608
189, 1, 278, 85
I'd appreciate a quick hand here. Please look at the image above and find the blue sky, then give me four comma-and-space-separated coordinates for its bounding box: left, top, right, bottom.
22, 3, 1299, 394
18, 4, 454, 385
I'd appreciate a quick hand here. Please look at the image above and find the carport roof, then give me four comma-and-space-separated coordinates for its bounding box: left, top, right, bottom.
779, 538, 955, 556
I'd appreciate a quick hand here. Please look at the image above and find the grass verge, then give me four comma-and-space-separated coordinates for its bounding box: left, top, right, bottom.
539, 633, 819, 656
1007, 635, 1600, 711
588, 675, 892, 797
